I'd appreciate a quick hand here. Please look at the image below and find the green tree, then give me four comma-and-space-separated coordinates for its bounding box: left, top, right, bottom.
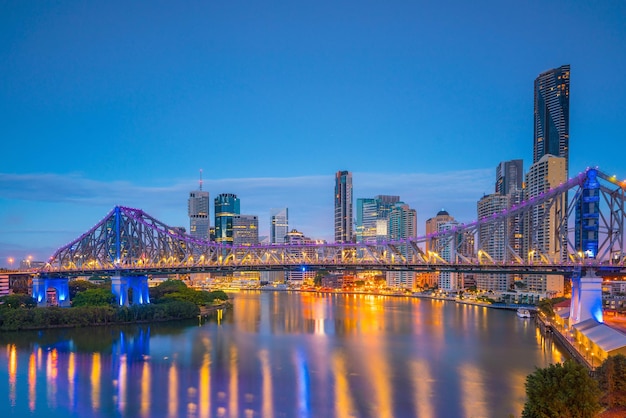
149, 279, 188, 301
522, 360, 601, 418
314, 270, 328, 287
597, 354, 626, 408
0, 294, 37, 309
72, 288, 116, 307
68, 279, 99, 299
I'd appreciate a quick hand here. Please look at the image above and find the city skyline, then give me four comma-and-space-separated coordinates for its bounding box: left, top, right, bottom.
1, 1, 625, 265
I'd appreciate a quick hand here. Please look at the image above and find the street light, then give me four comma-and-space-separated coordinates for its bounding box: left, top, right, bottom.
8, 257, 14, 269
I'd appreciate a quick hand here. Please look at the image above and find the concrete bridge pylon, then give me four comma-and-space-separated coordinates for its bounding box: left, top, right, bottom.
569, 269, 603, 326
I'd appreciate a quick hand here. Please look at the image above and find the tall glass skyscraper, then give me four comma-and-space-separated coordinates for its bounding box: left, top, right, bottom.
214, 193, 240, 244
534, 64, 570, 176
356, 195, 400, 243
334, 170, 353, 243
270, 208, 289, 244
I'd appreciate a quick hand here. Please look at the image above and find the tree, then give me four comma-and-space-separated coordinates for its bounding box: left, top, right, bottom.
149, 279, 188, 301
72, 288, 116, 307
522, 360, 601, 418
69, 279, 99, 299
0, 294, 37, 309
314, 270, 328, 287
597, 354, 626, 408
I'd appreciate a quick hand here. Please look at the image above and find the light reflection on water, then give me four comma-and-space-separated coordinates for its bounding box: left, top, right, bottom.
0, 292, 566, 418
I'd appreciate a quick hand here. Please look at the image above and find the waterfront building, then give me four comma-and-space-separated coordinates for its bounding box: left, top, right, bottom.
285, 229, 315, 285
437, 220, 461, 291
524, 154, 567, 295
422, 210, 454, 289
386, 202, 417, 289
425, 209, 454, 253
270, 208, 289, 244
0, 274, 8, 296
533, 64, 570, 177
214, 193, 240, 244
233, 215, 259, 246
334, 170, 353, 243
477, 193, 510, 291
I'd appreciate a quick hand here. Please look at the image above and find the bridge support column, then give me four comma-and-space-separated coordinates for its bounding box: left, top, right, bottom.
569, 269, 603, 326
130, 276, 150, 305
112, 275, 150, 306
112, 276, 129, 306
31, 276, 70, 307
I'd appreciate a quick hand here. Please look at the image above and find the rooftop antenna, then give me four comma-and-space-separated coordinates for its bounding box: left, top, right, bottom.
199, 169, 203, 191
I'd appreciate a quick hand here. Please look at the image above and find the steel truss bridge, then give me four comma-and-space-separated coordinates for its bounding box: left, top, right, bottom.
38, 168, 626, 279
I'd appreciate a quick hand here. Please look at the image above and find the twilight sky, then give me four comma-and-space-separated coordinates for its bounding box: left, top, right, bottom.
1, 0, 625, 266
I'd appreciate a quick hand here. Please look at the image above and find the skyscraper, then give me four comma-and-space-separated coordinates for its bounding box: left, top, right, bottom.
534, 64, 570, 176
386, 202, 417, 289
188, 174, 210, 241
270, 208, 289, 244
355, 195, 400, 243
477, 193, 510, 292
233, 215, 259, 246
495, 159, 523, 195
524, 154, 567, 295
334, 170, 353, 243
214, 193, 240, 244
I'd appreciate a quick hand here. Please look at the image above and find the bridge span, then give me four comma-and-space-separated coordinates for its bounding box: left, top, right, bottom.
23, 167, 626, 321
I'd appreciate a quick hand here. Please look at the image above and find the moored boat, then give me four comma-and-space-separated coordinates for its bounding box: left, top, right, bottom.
516, 308, 532, 318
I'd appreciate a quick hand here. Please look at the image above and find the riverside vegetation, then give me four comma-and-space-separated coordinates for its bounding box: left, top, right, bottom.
0, 279, 229, 331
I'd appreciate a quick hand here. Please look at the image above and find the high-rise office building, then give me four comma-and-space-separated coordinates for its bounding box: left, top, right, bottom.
386, 202, 417, 289
214, 193, 240, 244
534, 65, 570, 176
270, 208, 289, 244
233, 215, 259, 246
188, 174, 210, 241
355, 195, 400, 243
334, 170, 353, 243
496, 159, 524, 195
524, 155, 567, 296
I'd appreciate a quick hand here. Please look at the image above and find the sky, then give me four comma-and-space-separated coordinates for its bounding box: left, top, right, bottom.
1, 0, 625, 267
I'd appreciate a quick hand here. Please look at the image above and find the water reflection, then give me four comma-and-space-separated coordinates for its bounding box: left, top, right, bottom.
1, 292, 567, 418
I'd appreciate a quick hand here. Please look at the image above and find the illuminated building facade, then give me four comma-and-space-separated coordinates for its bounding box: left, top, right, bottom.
285, 229, 315, 284
476, 193, 510, 291
524, 155, 567, 295
188, 190, 210, 241
386, 202, 417, 289
214, 193, 240, 244
534, 64, 570, 176
334, 170, 353, 243
422, 210, 454, 289
270, 208, 289, 244
233, 215, 259, 246
356, 195, 400, 243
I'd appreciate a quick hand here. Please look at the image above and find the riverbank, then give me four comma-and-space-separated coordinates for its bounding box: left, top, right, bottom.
0, 300, 232, 332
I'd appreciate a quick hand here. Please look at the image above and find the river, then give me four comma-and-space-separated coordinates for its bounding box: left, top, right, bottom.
0, 291, 565, 417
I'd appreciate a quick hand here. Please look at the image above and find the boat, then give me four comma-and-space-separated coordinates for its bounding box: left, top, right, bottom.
516, 308, 532, 318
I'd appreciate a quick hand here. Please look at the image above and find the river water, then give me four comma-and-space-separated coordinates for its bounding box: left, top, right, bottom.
1, 291, 565, 418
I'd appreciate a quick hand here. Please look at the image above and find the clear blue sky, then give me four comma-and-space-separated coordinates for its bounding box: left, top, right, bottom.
1, 0, 625, 266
